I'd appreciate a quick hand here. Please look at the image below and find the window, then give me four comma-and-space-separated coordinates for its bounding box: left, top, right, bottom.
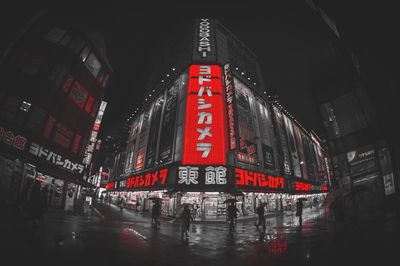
96, 69, 109, 87
44, 27, 66, 43
80, 46, 90, 62
49, 64, 67, 86
84, 95, 94, 114
53, 122, 73, 149
71, 133, 82, 154
62, 74, 74, 93
42, 115, 56, 139
84, 52, 101, 78
68, 80, 88, 109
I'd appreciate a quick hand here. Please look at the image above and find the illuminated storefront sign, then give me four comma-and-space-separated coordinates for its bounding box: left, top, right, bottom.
0, 126, 27, 151
106, 181, 114, 190
293, 180, 328, 192
177, 165, 227, 186
223, 63, 237, 150
197, 18, 212, 58
29, 142, 85, 174
234, 168, 285, 190
182, 65, 227, 165
125, 168, 168, 189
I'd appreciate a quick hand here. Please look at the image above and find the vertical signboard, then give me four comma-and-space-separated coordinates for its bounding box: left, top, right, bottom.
223, 63, 237, 150
145, 94, 164, 168
301, 131, 315, 180
192, 18, 217, 62
293, 123, 308, 179
158, 79, 179, 163
135, 105, 152, 170
255, 97, 275, 170
272, 106, 292, 176
283, 114, 302, 178
234, 77, 258, 165
125, 117, 141, 175
182, 65, 227, 165
311, 134, 325, 179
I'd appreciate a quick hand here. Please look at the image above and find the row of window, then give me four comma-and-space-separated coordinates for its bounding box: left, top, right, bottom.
0, 93, 88, 157
45, 27, 109, 88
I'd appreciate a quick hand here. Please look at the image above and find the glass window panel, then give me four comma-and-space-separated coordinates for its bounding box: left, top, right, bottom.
68, 80, 88, 109
80, 46, 91, 62
84, 52, 102, 78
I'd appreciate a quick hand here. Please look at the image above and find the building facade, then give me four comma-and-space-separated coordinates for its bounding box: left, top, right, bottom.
106, 18, 329, 219
0, 13, 112, 210
304, 0, 398, 214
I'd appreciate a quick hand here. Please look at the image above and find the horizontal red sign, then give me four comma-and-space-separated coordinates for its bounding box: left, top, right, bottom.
294, 181, 311, 191
234, 168, 285, 189
126, 168, 168, 189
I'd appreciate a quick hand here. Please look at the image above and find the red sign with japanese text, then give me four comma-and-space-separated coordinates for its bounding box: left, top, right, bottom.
182, 65, 227, 165
125, 168, 168, 189
234, 168, 285, 190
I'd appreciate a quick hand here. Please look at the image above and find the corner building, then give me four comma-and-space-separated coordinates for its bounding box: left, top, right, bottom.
107, 19, 329, 219
0, 13, 112, 210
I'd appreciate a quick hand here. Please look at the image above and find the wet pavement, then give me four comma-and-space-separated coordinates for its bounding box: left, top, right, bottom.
2, 199, 400, 266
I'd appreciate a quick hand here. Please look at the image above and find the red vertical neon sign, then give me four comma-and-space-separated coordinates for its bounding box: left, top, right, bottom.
182, 65, 227, 165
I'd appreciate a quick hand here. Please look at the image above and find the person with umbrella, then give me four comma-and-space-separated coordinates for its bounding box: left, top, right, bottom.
255, 203, 266, 230
296, 198, 305, 227
226, 200, 239, 231
151, 199, 161, 229
180, 204, 194, 240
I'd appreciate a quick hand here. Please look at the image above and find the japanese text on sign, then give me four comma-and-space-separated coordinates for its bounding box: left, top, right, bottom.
29, 142, 84, 174
235, 168, 285, 189
178, 165, 227, 185
0, 127, 27, 150
125, 168, 168, 189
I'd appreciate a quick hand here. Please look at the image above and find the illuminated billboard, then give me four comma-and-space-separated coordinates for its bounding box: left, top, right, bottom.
182, 65, 227, 165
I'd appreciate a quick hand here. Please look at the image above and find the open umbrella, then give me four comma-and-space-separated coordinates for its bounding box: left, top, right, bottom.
148, 197, 161, 201
223, 198, 237, 204
322, 188, 349, 207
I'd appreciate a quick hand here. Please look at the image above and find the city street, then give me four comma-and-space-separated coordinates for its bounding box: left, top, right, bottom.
2, 199, 400, 266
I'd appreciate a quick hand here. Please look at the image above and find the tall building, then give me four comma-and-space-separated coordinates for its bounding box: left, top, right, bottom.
106, 18, 329, 219
304, 0, 398, 213
0, 11, 112, 209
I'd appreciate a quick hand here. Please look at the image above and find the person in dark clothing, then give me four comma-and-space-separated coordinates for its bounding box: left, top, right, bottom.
296, 199, 304, 227
330, 197, 344, 233
227, 202, 239, 231
181, 205, 194, 239
256, 203, 266, 230
27, 180, 43, 227
151, 200, 161, 229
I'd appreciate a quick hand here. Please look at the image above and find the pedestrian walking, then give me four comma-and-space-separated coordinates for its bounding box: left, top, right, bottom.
151, 200, 161, 229
100, 194, 104, 203
296, 199, 304, 227
181, 205, 194, 239
255, 203, 266, 230
227, 202, 239, 231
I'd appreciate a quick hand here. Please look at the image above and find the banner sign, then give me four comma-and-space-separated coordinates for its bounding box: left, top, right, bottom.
182, 65, 227, 165
223, 63, 237, 150
234, 168, 286, 191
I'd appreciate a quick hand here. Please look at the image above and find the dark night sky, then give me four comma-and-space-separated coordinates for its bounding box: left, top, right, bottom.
2, 0, 400, 140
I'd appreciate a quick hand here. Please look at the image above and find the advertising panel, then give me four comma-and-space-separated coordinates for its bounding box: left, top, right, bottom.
293, 123, 308, 179
192, 18, 216, 62
272, 107, 292, 176
145, 94, 164, 168
346, 145, 377, 177
135, 104, 152, 171
234, 77, 258, 165
255, 97, 276, 170
158, 80, 179, 163
223, 63, 237, 150
124, 116, 141, 175
282, 114, 302, 178
383, 173, 395, 196
302, 132, 316, 180
182, 65, 227, 165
